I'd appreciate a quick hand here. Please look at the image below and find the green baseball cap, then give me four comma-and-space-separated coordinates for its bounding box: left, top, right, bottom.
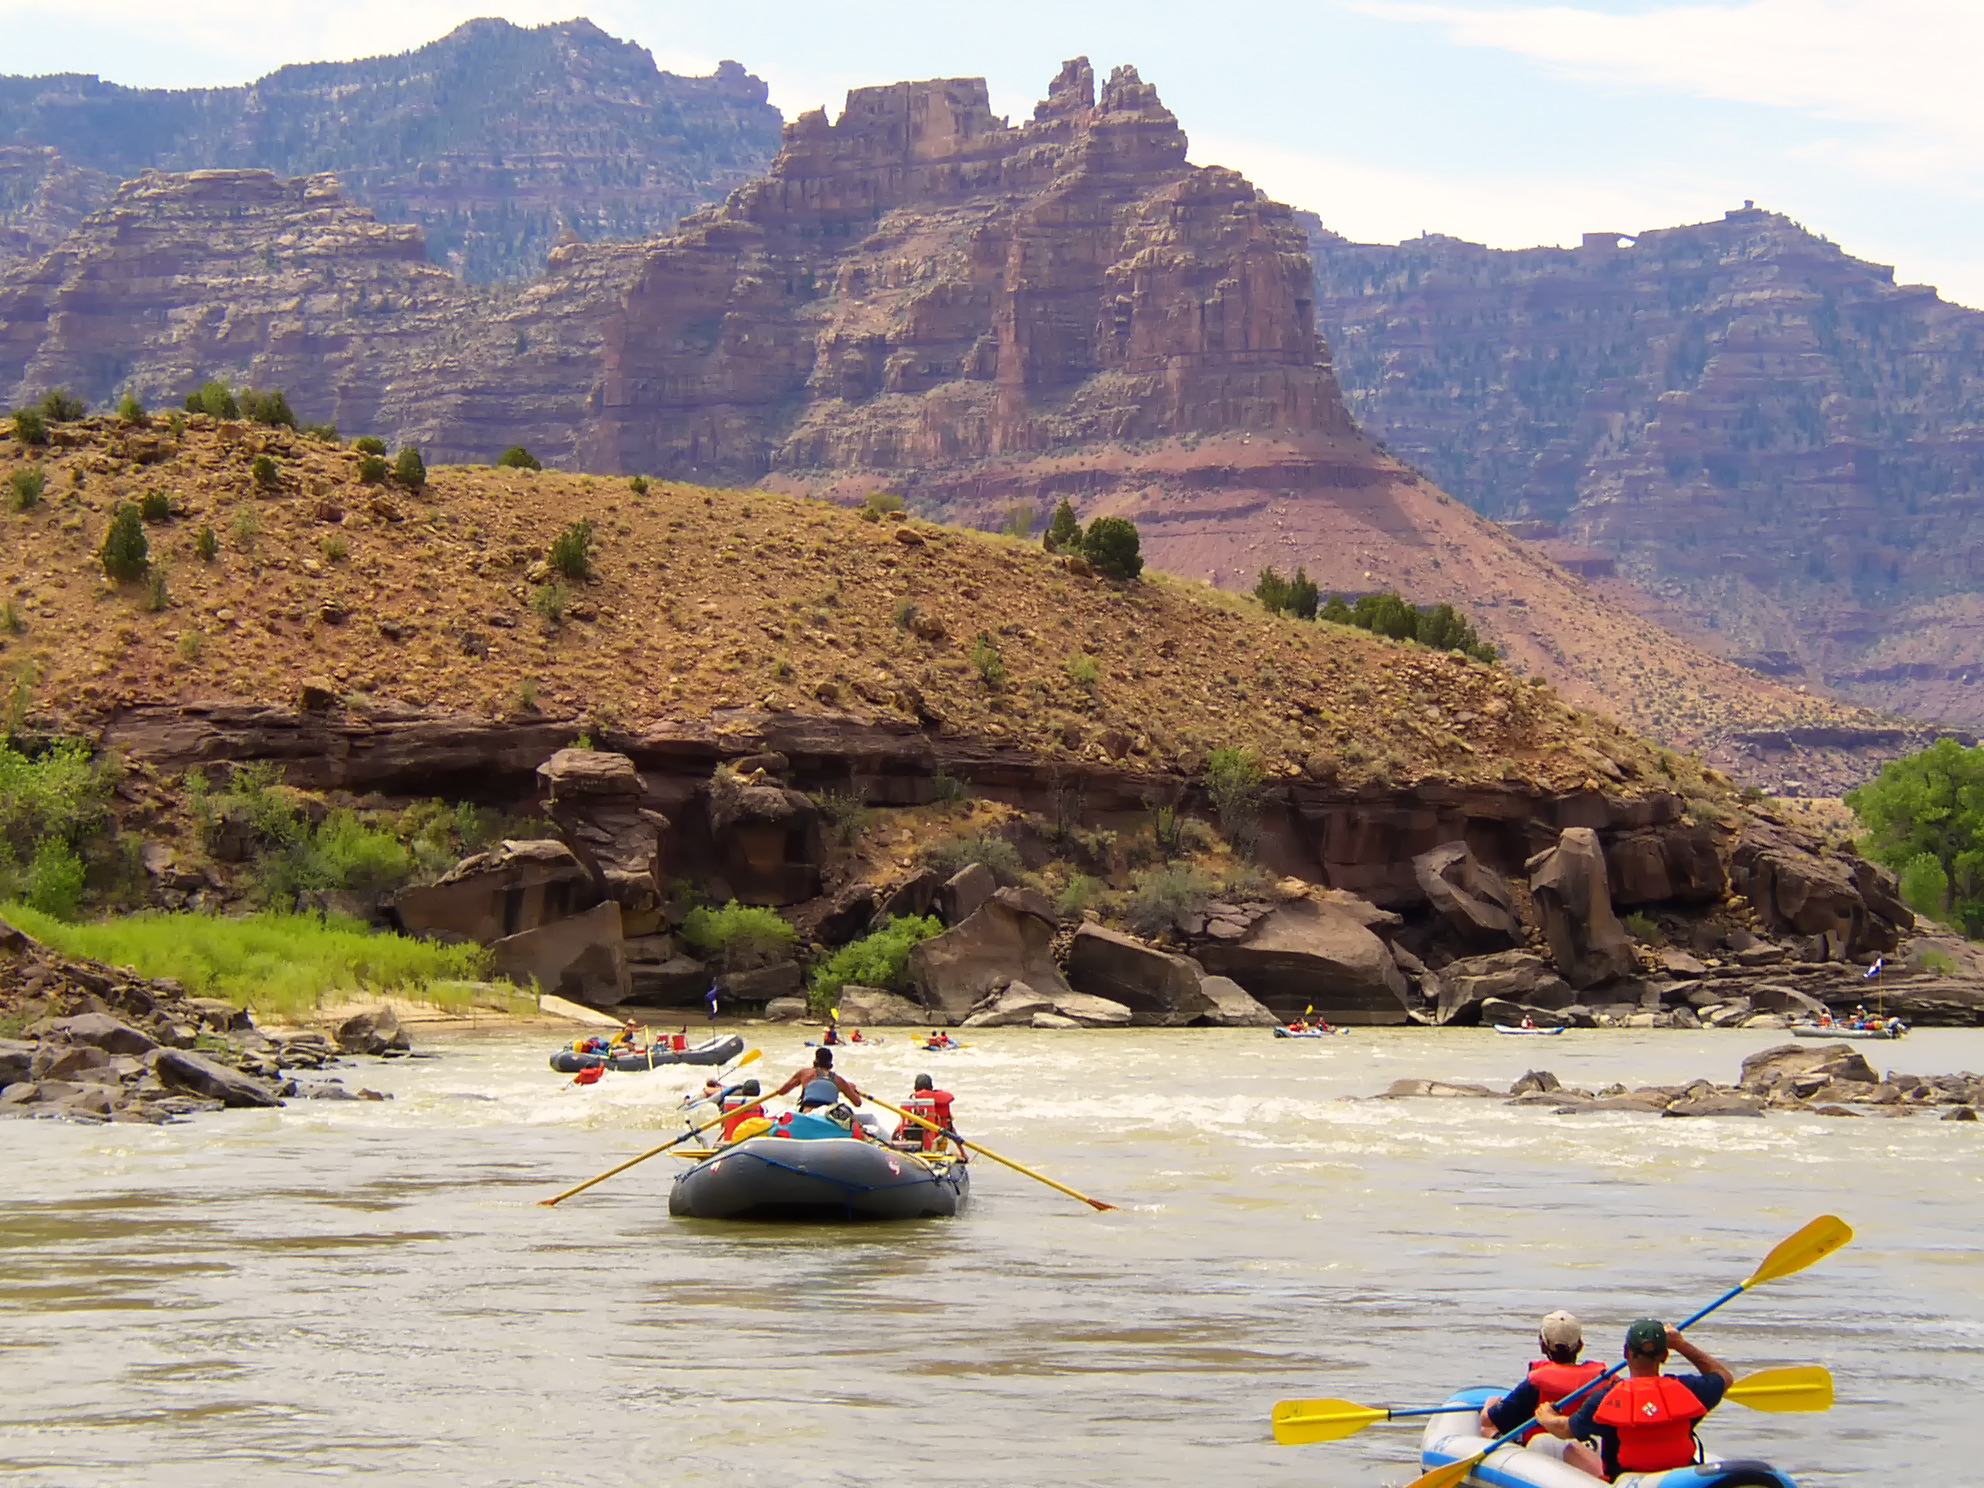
1625, 1318, 1668, 1352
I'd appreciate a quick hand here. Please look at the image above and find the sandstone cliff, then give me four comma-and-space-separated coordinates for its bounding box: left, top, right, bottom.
0, 18, 781, 282
1307, 208, 1984, 730
0, 66, 1906, 778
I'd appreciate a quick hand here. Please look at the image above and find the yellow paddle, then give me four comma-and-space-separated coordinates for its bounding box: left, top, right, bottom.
540, 1050, 761, 1207
1399, 1215, 1853, 1488
1270, 1366, 1834, 1445
865, 1093, 1117, 1212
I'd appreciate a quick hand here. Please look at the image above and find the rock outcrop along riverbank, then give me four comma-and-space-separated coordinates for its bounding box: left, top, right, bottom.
0, 916, 408, 1122
1382, 1041, 1984, 1121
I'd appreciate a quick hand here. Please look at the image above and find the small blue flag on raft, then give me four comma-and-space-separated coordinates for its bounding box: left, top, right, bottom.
1864, 957, 1884, 979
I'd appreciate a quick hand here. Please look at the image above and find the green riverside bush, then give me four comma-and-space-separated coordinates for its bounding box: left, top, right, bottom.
38, 389, 85, 422
548, 518, 596, 580
394, 446, 427, 488
496, 445, 542, 470
1080, 515, 1144, 581
807, 915, 944, 1011
678, 901, 797, 973
11, 407, 47, 446
184, 380, 239, 419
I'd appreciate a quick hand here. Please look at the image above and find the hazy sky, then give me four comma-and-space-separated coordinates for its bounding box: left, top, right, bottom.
6, 0, 1978, 307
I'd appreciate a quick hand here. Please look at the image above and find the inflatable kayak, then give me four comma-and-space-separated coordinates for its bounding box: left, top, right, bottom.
1419, 1387, 1798, 1487
1272, 1026, 1343, 1039
1791, 1022, 1905, 1040
669, 1135, 970, 1221
1494, 1025, 1567, 1036
548, 1033, 745, 1073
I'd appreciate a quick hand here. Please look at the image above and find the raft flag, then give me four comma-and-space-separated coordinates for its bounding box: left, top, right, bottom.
1864, 957, 1884, 978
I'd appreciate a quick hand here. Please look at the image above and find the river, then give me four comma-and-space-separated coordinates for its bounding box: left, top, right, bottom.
2, 1025, 1977, 1486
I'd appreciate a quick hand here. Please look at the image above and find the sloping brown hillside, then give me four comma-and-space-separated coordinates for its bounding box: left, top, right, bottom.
3, 415, 1720, 801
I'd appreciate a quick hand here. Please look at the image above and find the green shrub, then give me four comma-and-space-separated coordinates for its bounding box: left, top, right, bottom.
99, 504, 150, 581
139, 488, 172, 522
816, 788, 869, 847
8, 465, 46, 510
1848, 739, 1984, 935
807, 914, 943, 1010
1323, 590, 1497, 662
1898, 851, 1951, 921
1319, 594, 1353, 625
184, 380, 239, 419
532, 581, 568, 625
38, 389, 85, 422
548, 519, 595, 580
0, 741, 114, 915
1204, 746, 1265, 849
930, 771, 967, 804
144, 566, 170, 613
17, 838, 87, 919
320, 533, 349, 562
117, 392, 149, 426
230, 509, 260, 548
251, 454, 279, 488
352, 435, 387, 456
239, 388, 296, 429
970, 632, 1006, 689
1, 600, 21, 635
1081, 515, 1144, 581
1065, 652, 1101, 691
192, 524, 219, 561
303, 422, 339, 442
1043, 498, 1083, 553
1621, 910, 1665, 945
894, 598, 917, 630
11, 408, 48, 446
1124, 863, 1216, 938
919, 831, 1028, 886
496, 445, 541, 470
357, 454, 389, 484
678, 900, 798, 973
629, 474, 649, 495
1915, 946, 1957, 974
394, 446, 427, 488
1056, 873, 1100, 920
1254, 565, 1320, 620
859, 489, 904, 522
1000, 501, 1035, 540
258, 810, 413, 905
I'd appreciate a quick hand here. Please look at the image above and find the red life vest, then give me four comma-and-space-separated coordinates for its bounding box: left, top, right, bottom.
1592, 1376, 1710, 1473
719, 1100, 764, 1141
899, 1089, 955, 1149
1516, 1359, 1606, 1443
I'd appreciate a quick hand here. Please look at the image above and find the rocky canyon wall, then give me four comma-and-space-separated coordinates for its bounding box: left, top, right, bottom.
1307, 209, 1984, 728
0, 18, 781, 283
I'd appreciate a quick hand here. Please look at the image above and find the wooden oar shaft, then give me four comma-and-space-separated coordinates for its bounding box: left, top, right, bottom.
865, 1094, 1116, 1212
539, 1104, 736, 1207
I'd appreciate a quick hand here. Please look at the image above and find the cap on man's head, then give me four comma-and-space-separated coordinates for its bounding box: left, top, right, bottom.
1539, 1310, 1583, 1349
1625, 1318, 1668, 1353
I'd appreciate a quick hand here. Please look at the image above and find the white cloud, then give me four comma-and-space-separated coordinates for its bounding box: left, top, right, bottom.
1359, 0, 1983, 146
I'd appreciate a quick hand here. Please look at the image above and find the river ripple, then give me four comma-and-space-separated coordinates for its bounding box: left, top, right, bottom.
2, 1026, 1978, 1486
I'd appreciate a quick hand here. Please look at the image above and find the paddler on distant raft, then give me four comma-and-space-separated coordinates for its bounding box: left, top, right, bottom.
1477, 1310, 1604, 1455
1533, 1318, 1735, 1480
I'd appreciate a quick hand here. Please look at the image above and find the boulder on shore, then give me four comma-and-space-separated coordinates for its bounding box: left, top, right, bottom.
906, 894, 1069, 1020
43, 1012, 158, 1056
335, 1005, 410, 1056
1529, 827, 1635, 989
1435, 951, 1574, 1025
1195, 900, 1411, 1024
961, 982, 1056, 1029
1193, 975, 1279, 1028
1413, 843, 1519, 949
833, 985, 930, 1026
1065, 924, 1216, 1026
489, 900, 629, 1006
394, 839, 594, 944
153, 1048, 283, 1108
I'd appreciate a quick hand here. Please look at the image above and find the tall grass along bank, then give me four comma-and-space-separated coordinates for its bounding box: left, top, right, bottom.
2, 906, 501, 1018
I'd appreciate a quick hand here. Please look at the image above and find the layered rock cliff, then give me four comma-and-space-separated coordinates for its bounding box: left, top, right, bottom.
0, 18, 781, 282
1307, 209, 1984, 728
0, 66, 1906, 775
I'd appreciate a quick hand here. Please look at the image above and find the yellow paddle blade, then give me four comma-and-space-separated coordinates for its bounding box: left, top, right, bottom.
831, 1006, 840, 1021
1269, 1399, 1390, 1444
733, 1049, 761, 1067
1728, 1366, 1833, 1413
1745, 1215, 1853, 1289
1404, 1452, 1483, 1488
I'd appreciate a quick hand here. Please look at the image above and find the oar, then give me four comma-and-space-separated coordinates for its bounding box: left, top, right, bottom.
865, 1093, 1117, 1212
1270, 1366, 1834, 1445
540, 1084, 761, 1207
1398, 1215, 1852, 1488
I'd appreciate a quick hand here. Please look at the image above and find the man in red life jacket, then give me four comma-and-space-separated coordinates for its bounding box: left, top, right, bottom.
895, 1073, 958, 1153
1478, 1310, 1605, 1453
1535, 1318, 1734, 1479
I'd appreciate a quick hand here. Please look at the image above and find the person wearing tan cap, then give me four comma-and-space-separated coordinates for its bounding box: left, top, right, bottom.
1477, 1310, 1606, 1455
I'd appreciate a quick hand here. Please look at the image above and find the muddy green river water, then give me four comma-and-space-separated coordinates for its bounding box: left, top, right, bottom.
2, 1026, 1978, 1486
